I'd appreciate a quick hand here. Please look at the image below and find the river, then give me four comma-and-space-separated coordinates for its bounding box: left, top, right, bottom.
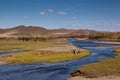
0, 40, 120, 80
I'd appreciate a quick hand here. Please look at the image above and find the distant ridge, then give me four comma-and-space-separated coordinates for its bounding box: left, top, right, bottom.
0, 25, 97, 37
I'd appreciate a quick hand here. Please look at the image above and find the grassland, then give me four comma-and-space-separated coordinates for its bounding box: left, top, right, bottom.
0, 39, 68, 52
3, 51, 90, 65
0, 39, 91, 65
71, 48, 120, 78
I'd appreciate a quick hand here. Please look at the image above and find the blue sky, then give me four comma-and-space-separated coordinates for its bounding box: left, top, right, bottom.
0, 0, 120, 31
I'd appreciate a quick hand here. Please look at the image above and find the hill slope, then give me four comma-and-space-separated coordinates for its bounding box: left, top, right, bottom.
0, 25, 97, 37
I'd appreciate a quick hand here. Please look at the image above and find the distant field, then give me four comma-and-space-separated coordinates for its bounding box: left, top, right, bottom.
72, 48, 120, 78
0, 40, 68, 52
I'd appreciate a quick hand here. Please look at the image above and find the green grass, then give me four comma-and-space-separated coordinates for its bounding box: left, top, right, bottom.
0, 40, 68, 52
0, 39, 91, 65
71, 48, 120, 78
4, 51, 91, 65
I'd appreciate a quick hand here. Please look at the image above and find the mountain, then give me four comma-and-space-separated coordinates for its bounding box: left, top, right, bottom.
0, 29, 10, 34
0, 25, 51, 37
11, 25, 52, 36
0, 25, 97, 37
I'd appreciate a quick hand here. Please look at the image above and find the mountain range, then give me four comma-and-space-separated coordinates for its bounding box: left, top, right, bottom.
0, 25, 97, 37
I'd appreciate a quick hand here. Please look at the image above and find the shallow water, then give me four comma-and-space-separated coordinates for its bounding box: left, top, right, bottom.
0, 40, 120, 80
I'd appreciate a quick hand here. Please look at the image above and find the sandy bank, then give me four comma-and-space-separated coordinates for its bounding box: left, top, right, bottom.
99, 41, 120, 44
0, 56, 7, 66
35, 45, 85, 52
0, 61, 7, 66
67, 76, 120, 80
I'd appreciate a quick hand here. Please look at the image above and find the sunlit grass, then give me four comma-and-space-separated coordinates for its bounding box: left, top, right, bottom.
72, 48, 120, 78
0, 40, 68, 52
4, 51, 91, 65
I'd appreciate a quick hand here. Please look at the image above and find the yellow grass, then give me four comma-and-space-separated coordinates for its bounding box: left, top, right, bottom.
4, 51, 91, 65
0, 40, 68, 51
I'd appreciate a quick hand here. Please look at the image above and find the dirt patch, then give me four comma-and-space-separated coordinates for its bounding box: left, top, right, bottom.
35, 45, 85, 52
0, 61, 7, 66
0, 56, 7, 66
99, 41, 120, 44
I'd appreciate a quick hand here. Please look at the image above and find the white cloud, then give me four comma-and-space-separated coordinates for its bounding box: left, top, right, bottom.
40, 11, 46, 16
58, 11, 67, 15
48, 9, 53, 13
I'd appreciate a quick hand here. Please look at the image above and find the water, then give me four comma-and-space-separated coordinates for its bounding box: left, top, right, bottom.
0, 40, 120, 80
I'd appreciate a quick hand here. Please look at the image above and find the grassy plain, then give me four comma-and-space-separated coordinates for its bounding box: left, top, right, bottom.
0, 39, 91, 65
0, 40, 68, 52
4, 51, 90, 65
72, 48, 120, 78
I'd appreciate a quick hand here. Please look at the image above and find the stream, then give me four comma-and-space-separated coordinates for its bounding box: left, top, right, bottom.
0, 40, 120, 80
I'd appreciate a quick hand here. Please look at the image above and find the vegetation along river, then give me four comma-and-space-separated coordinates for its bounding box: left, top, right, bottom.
0, 40, 120, 80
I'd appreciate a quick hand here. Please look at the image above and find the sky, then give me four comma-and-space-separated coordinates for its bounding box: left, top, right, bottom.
0, 0, 120, 31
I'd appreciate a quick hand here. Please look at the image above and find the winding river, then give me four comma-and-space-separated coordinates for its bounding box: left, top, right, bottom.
0, 40, 120, 80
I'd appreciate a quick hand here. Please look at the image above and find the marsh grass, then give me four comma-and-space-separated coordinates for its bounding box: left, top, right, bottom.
73, 48, 120, 78
4, 51, 90, 65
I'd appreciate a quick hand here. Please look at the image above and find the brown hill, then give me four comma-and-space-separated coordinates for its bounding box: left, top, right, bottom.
11, 25, 52, 36
0, 29, 10, 34
0, 25, 52, 37
0, 25, 97, 37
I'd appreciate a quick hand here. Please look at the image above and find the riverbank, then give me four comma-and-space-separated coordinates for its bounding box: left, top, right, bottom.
0, 40, 91, 65
99, 41, 120, 44
68, 48, 120, 80
0, 57, 7, 66
3, 50, 90, 65
34, 44, 85, 52
67, 76, 120, 80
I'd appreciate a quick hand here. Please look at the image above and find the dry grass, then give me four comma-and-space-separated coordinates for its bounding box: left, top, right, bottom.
4, 51, 91, 65
72, 48, 120, 78
0, 39, 91, 65
0, 40, 68, 51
